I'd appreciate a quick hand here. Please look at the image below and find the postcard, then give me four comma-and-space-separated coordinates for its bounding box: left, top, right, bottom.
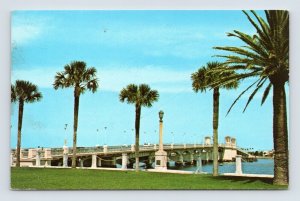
10, 10, 289, 190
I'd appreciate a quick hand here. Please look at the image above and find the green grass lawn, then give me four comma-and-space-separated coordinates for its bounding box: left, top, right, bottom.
11, 167, 287, 190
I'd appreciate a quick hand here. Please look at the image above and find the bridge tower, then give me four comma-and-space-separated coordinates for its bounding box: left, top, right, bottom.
155, 110, 167, 171
205, 136, 211, 145
63, 145, 68, 167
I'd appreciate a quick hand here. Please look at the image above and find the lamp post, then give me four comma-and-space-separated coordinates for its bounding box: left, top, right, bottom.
158, 110, 164, 150
96, 129, 100, 146
123, 130, 126, 145
64, 124, 68, 146
155, 110, 167, 171
104, 126, 107, 145
63, 124, 68, 167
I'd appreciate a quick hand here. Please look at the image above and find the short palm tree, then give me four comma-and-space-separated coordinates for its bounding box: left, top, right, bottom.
53, 61, 99, 168
11, 80, 42, 167
191, 62, 238, 176
213, 10, 289, 185
119, 84, 159, 171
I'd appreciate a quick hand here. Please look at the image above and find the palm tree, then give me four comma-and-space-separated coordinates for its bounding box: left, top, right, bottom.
213, 10, 289, 185
11, 80, 42, 167
119, 84, 159, 171
191, 62, 238, 176
53, 61, 99, 168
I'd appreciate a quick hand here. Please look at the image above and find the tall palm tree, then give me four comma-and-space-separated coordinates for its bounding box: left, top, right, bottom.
213, 10, 289, 185
53, 61, 99, 168
191, 62, 238, 176
11, 80, 42, 167
119, 84, 159, 171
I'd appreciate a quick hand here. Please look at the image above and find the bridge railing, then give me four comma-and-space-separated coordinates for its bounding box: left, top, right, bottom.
107, 145, 131, 152
51, 148, 64, 156
219, 143, 237, 148
140, 144, 158, 151
16, 143, 239, 158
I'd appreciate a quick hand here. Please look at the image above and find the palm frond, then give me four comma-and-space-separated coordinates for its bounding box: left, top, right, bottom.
13, 80, 42, 103
54, 61, 99, 95
261, 83, 272, 105
119, 84, 138, 104
226, 79, 260, 116
11, 85, 17, 103
119, 83, 159, 108
242, 78, 267, 112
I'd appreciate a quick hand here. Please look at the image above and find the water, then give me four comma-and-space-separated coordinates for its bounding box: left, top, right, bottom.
168, 158, 274, 175
115, 159, 274, 175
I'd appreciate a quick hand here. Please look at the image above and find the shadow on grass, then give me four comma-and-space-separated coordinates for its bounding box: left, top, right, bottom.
212, 175, 273, 185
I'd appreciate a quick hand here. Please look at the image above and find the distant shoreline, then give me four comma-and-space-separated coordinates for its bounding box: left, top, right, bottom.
255, 156, 274, 159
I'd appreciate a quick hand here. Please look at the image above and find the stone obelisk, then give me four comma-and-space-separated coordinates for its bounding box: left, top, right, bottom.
155, 110, 167, 171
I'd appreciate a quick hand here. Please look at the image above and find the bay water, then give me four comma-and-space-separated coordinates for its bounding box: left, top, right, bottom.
169, 158, 274, 175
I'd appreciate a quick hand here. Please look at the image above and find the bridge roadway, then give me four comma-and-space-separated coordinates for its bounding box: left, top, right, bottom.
12, 143, 253, 168
50, 143, 239, 157
51, 143, 246, 166
52, 144, 211, 157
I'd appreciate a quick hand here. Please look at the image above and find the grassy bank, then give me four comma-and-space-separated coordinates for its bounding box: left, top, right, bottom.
11, 167, 287, 190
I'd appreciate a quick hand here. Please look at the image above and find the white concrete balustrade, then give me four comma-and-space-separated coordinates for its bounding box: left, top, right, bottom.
91, 154, 97, 168
122, 153, 128, 169
235, 155, 243, 175
12, 135, 244, 169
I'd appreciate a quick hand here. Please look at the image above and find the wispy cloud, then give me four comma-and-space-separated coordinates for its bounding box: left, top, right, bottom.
11, 67, 59, 88
94, 25, 205, 45
98, 25, 206, 59
11, 14, 51, 45
100, 65, 194, 92
12, 25, 42, 45
12, 65, 194, 93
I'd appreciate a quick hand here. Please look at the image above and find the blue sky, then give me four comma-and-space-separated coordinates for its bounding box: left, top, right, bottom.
10, 10, 289, 150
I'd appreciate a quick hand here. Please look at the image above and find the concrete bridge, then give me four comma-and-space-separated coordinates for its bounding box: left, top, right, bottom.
11, 136, 254, 169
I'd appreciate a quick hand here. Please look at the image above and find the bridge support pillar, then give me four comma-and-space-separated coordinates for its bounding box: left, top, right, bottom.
195, 155, 202, 173
91, 154, 97, 168
122, 153, 128, 169
79, 158, 83, 168
45, 160, 51, 167
109, 157, 116, 167
190, 154, 194, 164
98, 158, 102, 167
35, 148, 41, 167
179, 154, 184, 163
206, 151, 209, 162
63, 145, 68, 167
103, 145, 108, 154
235, 155, 242, 175
63, 154, 68, 167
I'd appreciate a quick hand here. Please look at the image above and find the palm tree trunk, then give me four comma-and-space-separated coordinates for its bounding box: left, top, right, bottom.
272, 83, 288, 185
213, 88, 219, 176
16, 100, 24, 168
135, 105, 141, 171
72, 93, 80, 168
